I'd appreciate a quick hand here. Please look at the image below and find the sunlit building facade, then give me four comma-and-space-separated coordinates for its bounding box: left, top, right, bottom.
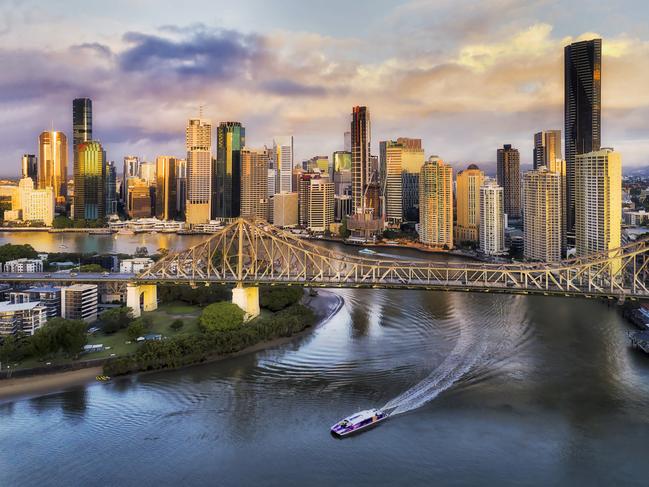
496, 144, 521, 219
38, 130, 68, 204
155, 156, 178, 220
186, 118, 212, 224
240, 149, 269, 220
479, 179, 506, 255
73, 141, 105, 220
533, 130, 562, 170
419, 156, 453, 248
21, 154, 38, 182
455, 164, 485, 244
273, 136, 293, 194
214, 121, 245, 219
379, 140, 404, 227
523, 167, 563, 262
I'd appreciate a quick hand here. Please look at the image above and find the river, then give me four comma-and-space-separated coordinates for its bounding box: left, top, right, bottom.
1, 233, 649, 485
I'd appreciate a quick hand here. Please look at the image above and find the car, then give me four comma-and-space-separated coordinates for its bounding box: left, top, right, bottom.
102, 271, 110, 276
70, 272, 78, 276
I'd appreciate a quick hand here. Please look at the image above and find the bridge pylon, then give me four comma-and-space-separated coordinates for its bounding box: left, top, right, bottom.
232, 284, 260, 322
126, 283, 158, 318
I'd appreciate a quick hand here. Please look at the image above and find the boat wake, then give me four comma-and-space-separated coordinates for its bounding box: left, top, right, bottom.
382, 323, 486, 415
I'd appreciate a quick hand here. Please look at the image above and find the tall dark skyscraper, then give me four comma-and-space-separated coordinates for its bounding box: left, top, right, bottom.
564, 39, 601, 234
21, 154, 37, 180
73, 98, 93, 156
351, 106, 370, 215
497, 144, 521, 219
214, 121, 245, 218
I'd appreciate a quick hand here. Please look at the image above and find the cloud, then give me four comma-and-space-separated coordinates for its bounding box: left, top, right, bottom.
260, 79, 328, 97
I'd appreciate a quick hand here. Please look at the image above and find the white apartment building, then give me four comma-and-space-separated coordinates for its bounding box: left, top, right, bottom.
523, 167, 563, 262
4, 258, 43, 273
119, 258, 154, 274
479, 179, 506, 255
61, 284, 98, 323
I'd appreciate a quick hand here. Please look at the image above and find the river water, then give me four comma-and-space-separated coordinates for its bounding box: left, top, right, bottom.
1, 233, 649, 486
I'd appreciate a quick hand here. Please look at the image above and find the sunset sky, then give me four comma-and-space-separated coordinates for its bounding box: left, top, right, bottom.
2, 0, 648, 175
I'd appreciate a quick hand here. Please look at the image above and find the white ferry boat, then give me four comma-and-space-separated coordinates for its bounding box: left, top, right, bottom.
330, 408, 388, 437
358, 248, 377, 256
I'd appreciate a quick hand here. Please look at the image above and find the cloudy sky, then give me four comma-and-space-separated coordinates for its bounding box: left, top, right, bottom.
1, 0, 648, 176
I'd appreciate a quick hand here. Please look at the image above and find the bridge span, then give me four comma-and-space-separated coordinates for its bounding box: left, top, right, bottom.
1, 218, 648, 318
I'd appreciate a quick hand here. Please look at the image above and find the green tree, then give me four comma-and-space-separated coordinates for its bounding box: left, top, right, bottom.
101, 307, 133, 334
339, 216, 351, 239
30, 326, 57, 359
0, 243, 38, 263
79, 264, 105, 273
127, 320, 146, 341
171, 319, 184, 331
199, 302, 245, 333
51, 318, 87, 358
52, 216, 74, 229
260, 286, 303, 311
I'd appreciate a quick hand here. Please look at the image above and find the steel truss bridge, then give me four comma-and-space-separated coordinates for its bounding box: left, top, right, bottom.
133, 218, 649, 300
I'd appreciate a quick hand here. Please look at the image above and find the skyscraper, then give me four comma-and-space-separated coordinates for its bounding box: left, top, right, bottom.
496, 144, 521, 219
523, 167, 563, 262
105, 161, 117, 215
21, 154, 37, 181
307, 178, 335, 232
380, 140, 404, 227
565, 38, 602, 235
175, 159, 187, 218
73, 141, 105, 220
332, 150, 352, 196
240, 149, 269, 220
186, 118, 212, 224
455, 164, 485, 244
533, 130, 562, 169
214, 122, 245, 218
72, 98, 92, 159
399, 138, 425, 222
351, 106, 370, 215
155, 156, 178, 220
479, 179, 506, 256
122, 156, 140, 202
574, 148, 621, 267
273, 136, 293, 194
419, 156, 453, 248
38, 131, 68, 204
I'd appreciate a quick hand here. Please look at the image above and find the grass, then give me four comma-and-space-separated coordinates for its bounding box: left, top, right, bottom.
12, 302, 204, 370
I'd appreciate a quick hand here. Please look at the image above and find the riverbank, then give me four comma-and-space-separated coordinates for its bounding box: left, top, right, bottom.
0, 290, 343, 404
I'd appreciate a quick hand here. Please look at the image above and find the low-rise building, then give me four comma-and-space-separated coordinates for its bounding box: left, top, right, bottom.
0, 301, 46, 336
623, 210, 649, 226
61, 284, 98, 323
9, 286, 61, 320
119, 258, 154, 274
4, 258, 43, 273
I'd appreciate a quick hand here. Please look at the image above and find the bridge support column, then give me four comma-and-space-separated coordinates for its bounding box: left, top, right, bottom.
232, 284, 260, 322
126, 283, 158, 318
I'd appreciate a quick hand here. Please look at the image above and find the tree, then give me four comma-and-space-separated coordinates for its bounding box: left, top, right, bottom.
260, 286, 303, 311
79, 264, 105, 273
171, 319, 184, 331
0, 243, 38, 263
51, 318, 87, 358
30, 327, 57, 359
199, 302, 245, 333
339, 216, 351, 239
52, 216, 74, 229
127, 320, 146, 341
101, 307, 133, 334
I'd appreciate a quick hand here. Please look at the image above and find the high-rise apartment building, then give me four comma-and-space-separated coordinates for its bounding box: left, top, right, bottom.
307, 178, 335, 232
496, 144, 521, 219
175, 159, 187, 218
122, 155, 140, 201
479, 179, 506, 255
214, 121, 245, 219
73, 141, 105, 220
139, 162, 156, 186
419, 156, 453, 248
332, 150, 352, 198
574, 148, 621, 265
61, 284, 98, 323
533, 130, 562, 170
72, 98, 92, 157
344, 131, 351, 152
127, 178, 153, 218
186, 118, 212, 224
155, 156, 178, 220
399, 138, 425, 222
273, 192, 298, 227
273, 136, 293, 194
523, 167, 563, 262
565, 39, 602, 234
455, 165, 485, 244
38, 130, 68, 204
240, 149, 269, 220
380, 140, 404, 226
21, 154, 37, 181
351, 106, 370, 215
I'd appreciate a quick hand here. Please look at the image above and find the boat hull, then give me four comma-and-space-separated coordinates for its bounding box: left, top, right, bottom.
330, 415, 388, 438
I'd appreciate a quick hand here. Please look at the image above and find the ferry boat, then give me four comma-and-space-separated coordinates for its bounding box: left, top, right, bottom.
358, 248, 377, 256
330, 408, 388, 437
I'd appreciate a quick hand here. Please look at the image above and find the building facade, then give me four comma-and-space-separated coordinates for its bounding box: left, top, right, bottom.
419, 157, 453, 248
21, 154, 38, 181
455, 164, 485, 244
533, 130, 562, 170
523, 167, 563, 262
565, 39, 602, 235
186, 118, 212, 224
380, 140, 404, 227
574, 149, 621, 262
496, 144, 521, 219
38, 130, 68, 204
272, 192, 298, 227
479, 179, 506, 255
351, 106, 370, 215
73, 141, 106, 221
240, 149, 270, 220
4, 258, 43, 273
214, 121, 245, 219
273, 136, 293, 194
307, 178, 335, 232
155, 156, 178, 220
15, 177, 55, 226
61, 284, 98, 323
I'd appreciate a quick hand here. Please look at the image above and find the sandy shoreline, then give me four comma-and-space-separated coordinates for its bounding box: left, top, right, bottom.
0, 290, 343, 405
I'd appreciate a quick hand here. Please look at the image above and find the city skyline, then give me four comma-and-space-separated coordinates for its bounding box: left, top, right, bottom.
1, 1, 649, 176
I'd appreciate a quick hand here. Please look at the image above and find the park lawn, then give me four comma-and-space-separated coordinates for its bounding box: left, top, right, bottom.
155, 302, 201, 315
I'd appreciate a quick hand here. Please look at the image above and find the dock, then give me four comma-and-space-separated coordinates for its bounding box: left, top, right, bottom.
628, 330, 649, 354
